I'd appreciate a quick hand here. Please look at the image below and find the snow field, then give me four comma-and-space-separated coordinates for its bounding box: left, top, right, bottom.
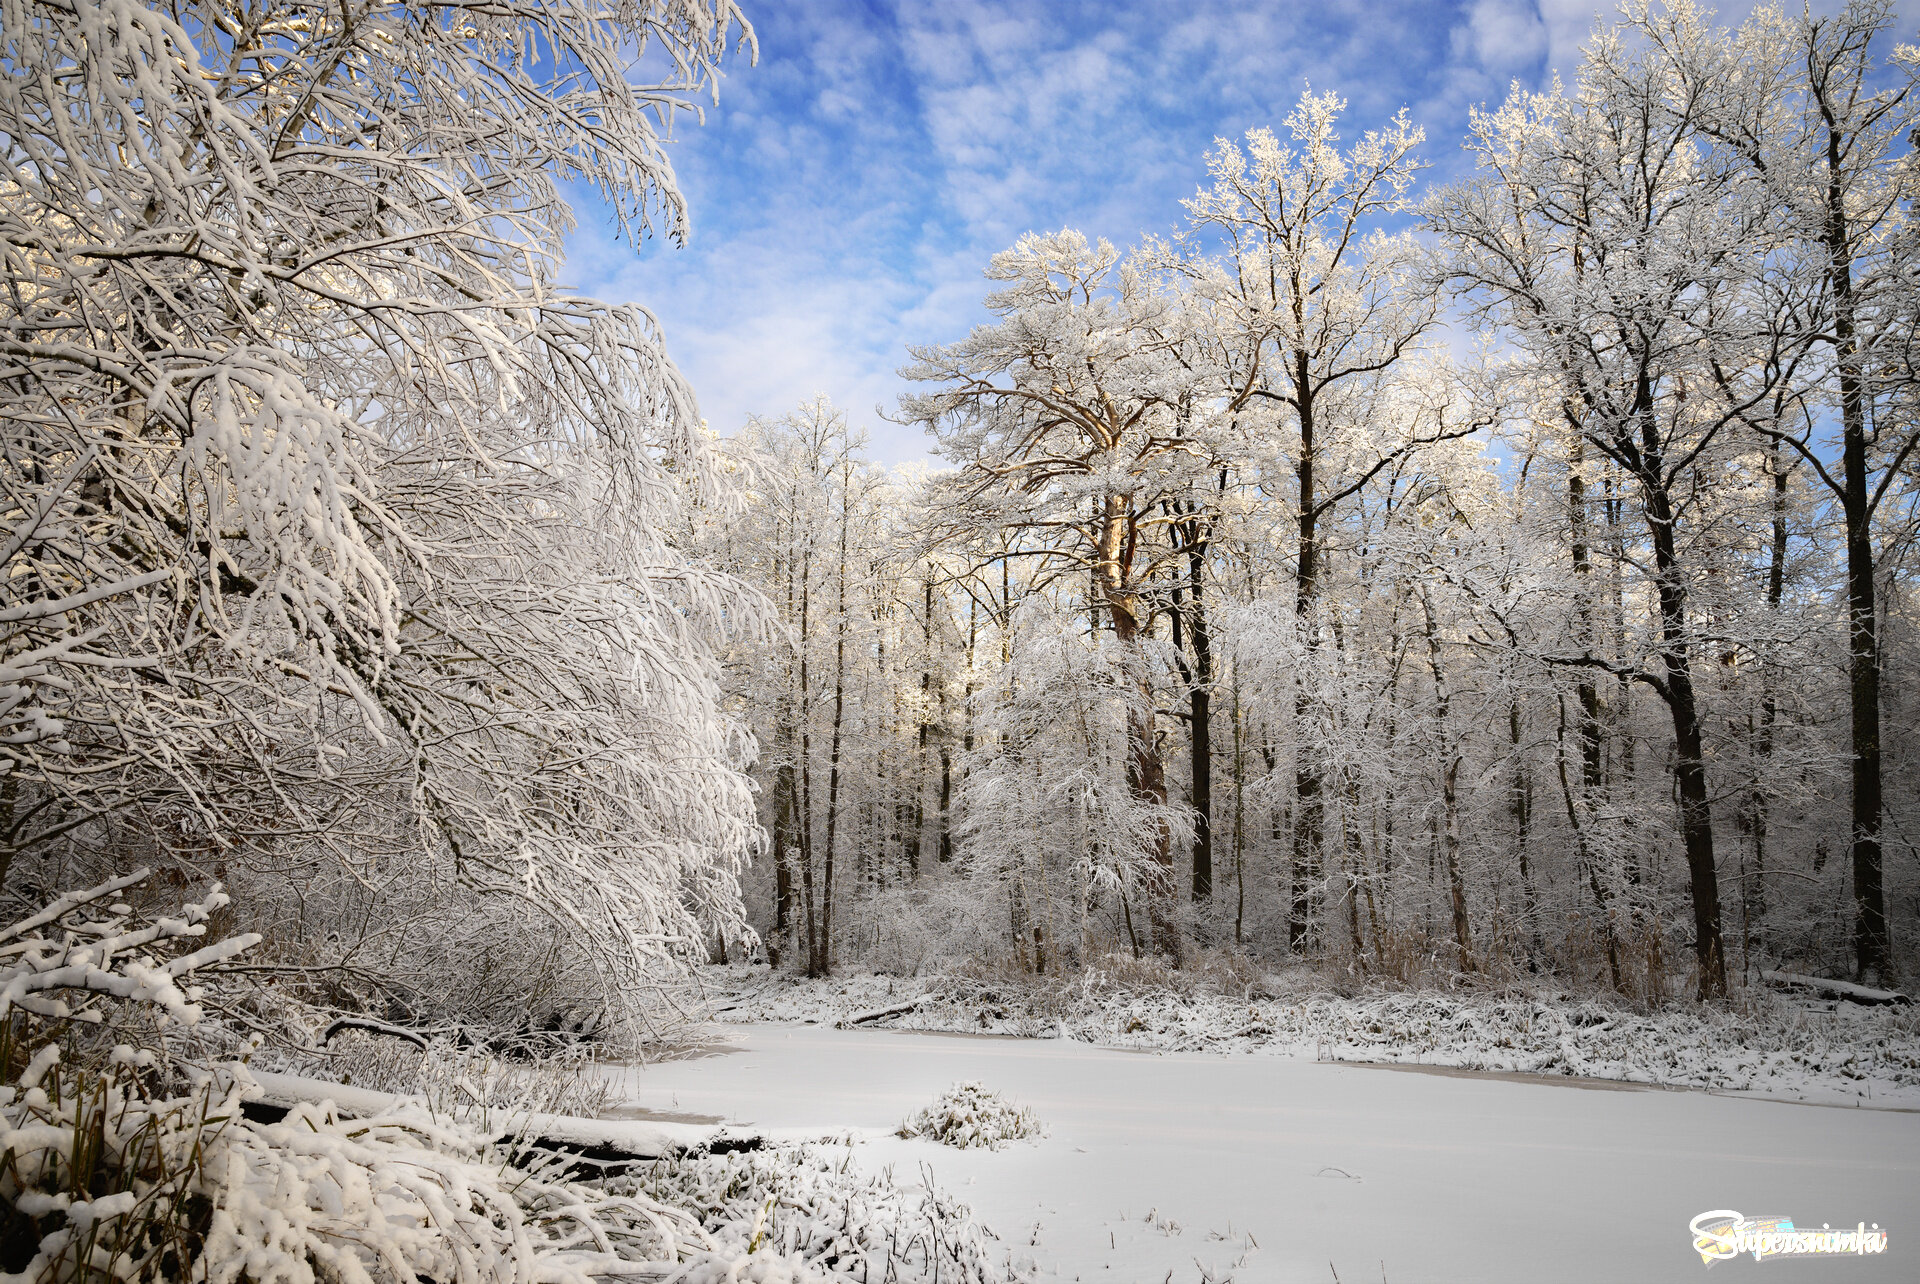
619, 1021, 1920, 1283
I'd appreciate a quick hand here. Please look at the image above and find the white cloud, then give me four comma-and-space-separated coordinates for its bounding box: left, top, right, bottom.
1466, 0, 1549, 67
566, 211, 932, 456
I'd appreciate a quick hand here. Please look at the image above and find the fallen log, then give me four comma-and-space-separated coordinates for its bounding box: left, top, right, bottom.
242, 1070, 761, 1176
836, 996, 927, 1028
707, 978, 781, 1018
1760, 970, 1911, 1007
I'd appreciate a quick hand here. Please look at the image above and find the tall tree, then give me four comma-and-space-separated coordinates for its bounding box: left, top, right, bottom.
900, 232, 1212, 956
1170, 91, 1476, 948
0, 0, 764, 1018
1430, 6, 1795, 996
1670, 0, 1920, 983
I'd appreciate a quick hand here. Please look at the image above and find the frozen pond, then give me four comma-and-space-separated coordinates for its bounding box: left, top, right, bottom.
616, 1022, 1917, 1282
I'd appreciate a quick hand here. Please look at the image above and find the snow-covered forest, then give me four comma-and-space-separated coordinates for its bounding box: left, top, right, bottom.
719, 8, 1920, 1001
2, 0, 1918, 1279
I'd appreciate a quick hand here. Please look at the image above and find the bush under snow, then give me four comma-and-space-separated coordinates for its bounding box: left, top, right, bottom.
0, 872, 724, 1283
0, 873, 1031, 1284
626, 1144, 1015, 1282
899, 1083, 1043, 1151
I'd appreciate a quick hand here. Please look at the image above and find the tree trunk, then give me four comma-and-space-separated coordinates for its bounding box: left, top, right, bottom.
772, 753, 795, 947
1420, 586, 1472, 974
913, 570, 933, 877
1341, 763, 1367, 966
1291, 355, 1323, 952
1635, 446, 1726, 999
1748, 441, 1789, 935
1185, 512, 1214, 902
1232, 684, 1247, 945
771, 537, 796, 956
1509, 694, 1542, 971
797, 539, 819, 977
1568, 437, 1606, 795
1606, 471, 1639, 888
1096, 492, 1176, 957
937, 745, 953, 865
1107, 593, 1175, 950
1557, 694, 1623, 991
948, 591, 976, 868
819, 464, 852, 977
1821, 132, 1891, 982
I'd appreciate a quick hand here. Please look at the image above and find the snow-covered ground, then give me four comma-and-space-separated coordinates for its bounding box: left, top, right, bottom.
700, 967, 1920, 1108
616, 1022, 1918, 1283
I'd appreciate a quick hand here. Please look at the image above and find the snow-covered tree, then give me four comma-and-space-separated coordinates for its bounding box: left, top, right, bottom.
1, 0, 762, 1030
899, 231, 1221, 956
1164, 91, 1487, 950
960, 596, 1192, 968
1654, 0, 1920, 983
1427, 3, 1803, 995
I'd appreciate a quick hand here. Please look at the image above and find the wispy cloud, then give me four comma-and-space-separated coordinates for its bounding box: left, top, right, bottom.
562, 0, 1920, 463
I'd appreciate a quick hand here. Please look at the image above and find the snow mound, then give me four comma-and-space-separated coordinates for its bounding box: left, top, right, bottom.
900, 1081, 1044, 1149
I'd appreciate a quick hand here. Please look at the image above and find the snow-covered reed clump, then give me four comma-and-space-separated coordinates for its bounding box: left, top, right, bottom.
629, 1144, 1014, 1282
900, 1082, 1044, 1150
269, 1028, 621, 1125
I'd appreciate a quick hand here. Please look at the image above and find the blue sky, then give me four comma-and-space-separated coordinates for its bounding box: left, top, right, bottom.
561, 0, 1915, 463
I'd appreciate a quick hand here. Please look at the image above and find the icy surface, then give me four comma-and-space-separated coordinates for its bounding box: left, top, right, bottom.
618, 1022, 1920, 1283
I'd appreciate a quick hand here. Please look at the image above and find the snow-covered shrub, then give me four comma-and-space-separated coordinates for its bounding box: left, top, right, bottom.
211, 885, 682, 1064
957, 600, 1193, 971
1, 1063, 727, 1284
0, 872, 806, 1284
830, 886, 1008, 978
899, 1082, 1043, 1150
629, 1143, 1016, 1283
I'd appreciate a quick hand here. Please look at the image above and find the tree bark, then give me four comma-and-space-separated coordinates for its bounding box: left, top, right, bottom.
1095, 491, 1177, 956
1635, 433, 1726, 998
1820, 119, 1891, 982
1568, 436, 1606, 796
818, 463, 852, 977
1748, 441, 1789, 932
770, 536, 796, 955
1291, 350, 1323, 952
912, 569, 933, 877
1420, 586, 1472, 974
1232, 684, 1247, 945
1557, 694, 1623, 991
771, 751, 795, 947
1509, 694, 1542, 971
1183, 508, 1214, 902
797, 538, 819, 977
